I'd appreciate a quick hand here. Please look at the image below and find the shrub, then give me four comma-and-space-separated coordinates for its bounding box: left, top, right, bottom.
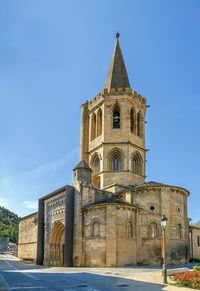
194, 266, 200, 271
172, 271, 200, 289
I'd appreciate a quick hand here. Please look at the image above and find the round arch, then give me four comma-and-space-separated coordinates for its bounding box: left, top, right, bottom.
49, 221, 65, 267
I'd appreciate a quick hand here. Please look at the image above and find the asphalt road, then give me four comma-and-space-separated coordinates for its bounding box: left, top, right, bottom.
0, 254, 198, 291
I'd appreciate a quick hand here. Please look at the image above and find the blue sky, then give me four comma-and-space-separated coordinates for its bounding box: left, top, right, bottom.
0, 0, 200, 222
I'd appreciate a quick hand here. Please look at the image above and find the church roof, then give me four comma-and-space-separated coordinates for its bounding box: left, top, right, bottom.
104, 34, 130, 91
73, 160, 91, 171
82, 196, 140, 209
117, 181, 190, 196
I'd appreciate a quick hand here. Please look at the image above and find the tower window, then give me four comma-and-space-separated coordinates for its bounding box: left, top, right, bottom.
137, 112, 141, 137
97, 108, 102, 137
113, 154, 120, 171
113, 105, 120, 129
108, 148, 123, 171
132, 157, 136, 173
131, 152, 143, 175
130, 108, 135, 133
91, 113, 96, 140
91, 153, 101, 176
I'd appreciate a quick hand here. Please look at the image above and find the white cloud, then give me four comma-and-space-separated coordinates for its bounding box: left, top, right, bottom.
23, 200, 38, 210
23, 147, 79, 179
0, 197, 8, 207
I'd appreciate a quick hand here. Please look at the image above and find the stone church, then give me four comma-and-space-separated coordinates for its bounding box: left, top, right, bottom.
18, 35, 200, 267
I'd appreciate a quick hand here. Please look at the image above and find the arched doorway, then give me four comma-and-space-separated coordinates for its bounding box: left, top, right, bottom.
49, 221, 65, 266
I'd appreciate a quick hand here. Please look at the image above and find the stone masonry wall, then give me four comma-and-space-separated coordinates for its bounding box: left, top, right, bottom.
190, 226, 200, 261
18, 212, 38, 262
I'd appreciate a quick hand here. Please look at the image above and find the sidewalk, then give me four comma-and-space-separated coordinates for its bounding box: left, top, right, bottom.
124, 272, 193, 291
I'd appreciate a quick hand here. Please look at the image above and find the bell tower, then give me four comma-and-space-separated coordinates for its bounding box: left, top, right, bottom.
80, 34, 147, 191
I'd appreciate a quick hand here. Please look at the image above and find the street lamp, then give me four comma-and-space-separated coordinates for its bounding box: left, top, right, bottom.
160, 215, 168, 284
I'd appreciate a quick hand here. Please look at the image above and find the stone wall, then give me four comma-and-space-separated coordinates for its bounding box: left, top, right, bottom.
18, 212, 38, 262
189, 226, 200, 261
82, 204, 137, 267
128, 185, 189, 265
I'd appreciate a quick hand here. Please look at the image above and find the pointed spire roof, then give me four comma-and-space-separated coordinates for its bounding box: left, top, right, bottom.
104, 33, 130, 91
73, 160, 92, 171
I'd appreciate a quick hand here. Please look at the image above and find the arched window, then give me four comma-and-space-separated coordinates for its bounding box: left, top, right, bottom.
113, 154, 120, 171
113, 104, 120, 129
91, 114, 96, 140
149, 222, 157, 238
91, 153, 101, 176
98, 159, 100, 173
97, 108, 102, 137
177, 224, 181, 239
130, 108, 135, 133
128, 221, 133, 238
131, 152, 143, 175
132, 157, 136, 173
108, 148, 123, 171
92, 221, 100, 237
137, 112, 141, 137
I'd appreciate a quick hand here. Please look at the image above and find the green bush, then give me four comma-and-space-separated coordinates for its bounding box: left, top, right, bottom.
193, 266, 200, 271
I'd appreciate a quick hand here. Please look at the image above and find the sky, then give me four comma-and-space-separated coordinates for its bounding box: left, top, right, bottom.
0, 0, 200, 221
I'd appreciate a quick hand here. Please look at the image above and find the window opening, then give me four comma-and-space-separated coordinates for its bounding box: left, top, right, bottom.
198, 236, 200, 247
113, 154, 120, 171
177, 224, 181, 239
137, 112, 141, 137
130, 109, 134, 133
113, 105, 120, 129
128, 221, 133, 238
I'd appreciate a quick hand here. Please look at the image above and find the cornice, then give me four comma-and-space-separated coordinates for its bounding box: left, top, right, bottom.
88, 141, 146, 155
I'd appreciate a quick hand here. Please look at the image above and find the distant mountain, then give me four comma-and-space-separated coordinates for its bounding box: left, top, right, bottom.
0, 206, 19, 244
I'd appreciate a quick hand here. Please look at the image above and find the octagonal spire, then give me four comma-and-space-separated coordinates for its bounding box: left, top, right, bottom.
104, 34, 130, 91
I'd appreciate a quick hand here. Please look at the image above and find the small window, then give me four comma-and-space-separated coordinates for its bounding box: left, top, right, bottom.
92, 221, 100, 237
150, 205, 155, 212
149, 222, 157, 238
177, 224, 181, 239
113, 105, 120, 129
128, 221, 133, 238
198, 236, 200, 247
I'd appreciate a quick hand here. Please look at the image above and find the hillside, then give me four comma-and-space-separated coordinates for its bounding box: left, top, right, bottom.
0, 206, 19, 244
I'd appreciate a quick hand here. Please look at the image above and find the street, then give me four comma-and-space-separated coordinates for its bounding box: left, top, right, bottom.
0, 254, 194, 291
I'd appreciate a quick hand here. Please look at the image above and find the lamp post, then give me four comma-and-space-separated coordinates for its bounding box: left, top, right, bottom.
160, 215, 168, 284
